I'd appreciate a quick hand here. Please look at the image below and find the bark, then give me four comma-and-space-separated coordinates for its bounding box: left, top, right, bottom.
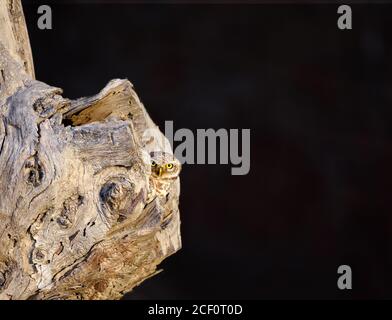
0, 1, 181, 300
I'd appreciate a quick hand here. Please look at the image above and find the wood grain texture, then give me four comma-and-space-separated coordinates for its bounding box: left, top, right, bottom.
0, 0, 35, 78
0, 1, 181, 300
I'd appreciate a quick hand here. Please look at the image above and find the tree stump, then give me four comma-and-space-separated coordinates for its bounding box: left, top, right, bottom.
0, 1, 181, 300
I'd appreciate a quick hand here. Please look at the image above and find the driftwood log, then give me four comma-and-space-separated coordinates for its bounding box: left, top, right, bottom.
0, 1, 181, 300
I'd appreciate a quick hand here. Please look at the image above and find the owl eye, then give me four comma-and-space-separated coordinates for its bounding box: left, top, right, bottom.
151, 161, 157, 167
166, 163, 174, 169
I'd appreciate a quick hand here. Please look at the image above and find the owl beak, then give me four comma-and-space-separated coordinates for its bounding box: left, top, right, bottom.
158, 167, 163, 177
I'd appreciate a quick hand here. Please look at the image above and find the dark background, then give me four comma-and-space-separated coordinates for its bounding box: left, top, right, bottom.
22, 1, 392, 299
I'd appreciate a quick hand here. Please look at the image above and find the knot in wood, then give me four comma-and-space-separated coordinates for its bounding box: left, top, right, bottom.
100, 180, 134, 211
33, 96, 51, 116
24, 155, 44, 187
57, 195, 84, 229
32, 92, 68, 119
32, 247, 48, 265
94, 280, 108, 293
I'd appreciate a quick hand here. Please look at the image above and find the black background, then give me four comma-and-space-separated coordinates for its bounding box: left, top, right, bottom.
22, 1, 392, 299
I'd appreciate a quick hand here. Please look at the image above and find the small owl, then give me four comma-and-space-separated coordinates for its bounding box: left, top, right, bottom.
148, 151, 181, 200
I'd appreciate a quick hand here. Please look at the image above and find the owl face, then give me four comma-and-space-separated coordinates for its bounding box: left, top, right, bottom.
150, 151, 181, 180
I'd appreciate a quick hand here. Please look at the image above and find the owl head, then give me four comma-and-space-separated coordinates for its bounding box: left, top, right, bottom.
150, 151, 182, 180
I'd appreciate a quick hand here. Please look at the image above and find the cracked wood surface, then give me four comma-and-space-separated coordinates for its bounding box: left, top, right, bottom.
0, 0, 35, 79
0, 1, 181, 300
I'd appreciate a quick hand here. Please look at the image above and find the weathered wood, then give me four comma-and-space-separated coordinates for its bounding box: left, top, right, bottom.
0, 1, 181, 300
0, 0, 35, 78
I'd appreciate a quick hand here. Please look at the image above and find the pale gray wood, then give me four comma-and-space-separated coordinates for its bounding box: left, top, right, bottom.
0, 1, 181, 300
0, 0, 35, 78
